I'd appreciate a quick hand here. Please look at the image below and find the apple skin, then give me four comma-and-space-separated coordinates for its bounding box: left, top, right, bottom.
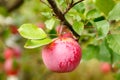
100, 62, 111, 74
4, 59, 19, 75
4, 47, 21, 59
42, 37, 82, 72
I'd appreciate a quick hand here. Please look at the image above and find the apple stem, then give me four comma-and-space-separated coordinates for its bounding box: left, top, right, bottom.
46, 0, 81, 38
57, 23, 64, 36
7, 75, 19, 80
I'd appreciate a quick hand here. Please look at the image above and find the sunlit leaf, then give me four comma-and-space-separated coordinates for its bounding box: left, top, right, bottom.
93, 0, 115, 15
94, 20, 109, 39
24, 38, 52, 48
67, 9, 82, 21
73, 2, 85, 13
108, 3, 120, 21
18, 24, 47, 39
86, 9, 101, 19
73, 21, 84, 35
45, 18, 55, 30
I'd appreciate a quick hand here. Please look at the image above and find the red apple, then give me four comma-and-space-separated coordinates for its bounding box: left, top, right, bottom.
4, 47, 21, 59
100, 62, 111, 74
9, 25, 18, 34
42, 37, 82, 72
4, 59, 19, 75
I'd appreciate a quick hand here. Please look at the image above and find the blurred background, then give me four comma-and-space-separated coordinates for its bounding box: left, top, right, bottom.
0, 0, 120, 80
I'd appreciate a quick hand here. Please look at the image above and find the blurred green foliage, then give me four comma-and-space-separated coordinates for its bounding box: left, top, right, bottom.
0, 0, 120, 80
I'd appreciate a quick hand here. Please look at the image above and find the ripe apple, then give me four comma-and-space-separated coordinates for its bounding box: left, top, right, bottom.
9, 25, 18, 34
42, 37, 82, 72
100, 62, 111, 74
4, 59, 19, 75
4, 47, 21, 59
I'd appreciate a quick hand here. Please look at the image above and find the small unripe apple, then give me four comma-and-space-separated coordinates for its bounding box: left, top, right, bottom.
100, 62, 111, 74
4, 59, 19, 75
4, 47, 21, 59
9, 25, 18, 34
42, 37, 82, 72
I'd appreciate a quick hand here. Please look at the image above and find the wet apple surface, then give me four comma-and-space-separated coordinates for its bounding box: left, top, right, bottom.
42, 37, 82, 72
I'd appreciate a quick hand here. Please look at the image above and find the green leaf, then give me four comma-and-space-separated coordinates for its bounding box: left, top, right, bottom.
18, 24, 47, 39
73, 21, 84, 35
86, 9, 101, 19
24, 38, 52, 48
113, 52, 120, 63
73, 2, 85, 13
94, 20, 109, 39
41, 12, 52, 18
82, 45, 99, 60
45, 18, 55, 30
93, 0, 115, 15
106, 34, 120, 55
67, 10, 82, 21
105, 38, 120, 63
108, 3, 120, 21
98, 40, 111, 62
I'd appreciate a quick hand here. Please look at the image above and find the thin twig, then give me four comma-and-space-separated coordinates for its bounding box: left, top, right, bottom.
47, 0, 80, 38
73, 0, 84, 6
64, 0, 84, 14
64, 0, 74, 14
71, 0, 74, 5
